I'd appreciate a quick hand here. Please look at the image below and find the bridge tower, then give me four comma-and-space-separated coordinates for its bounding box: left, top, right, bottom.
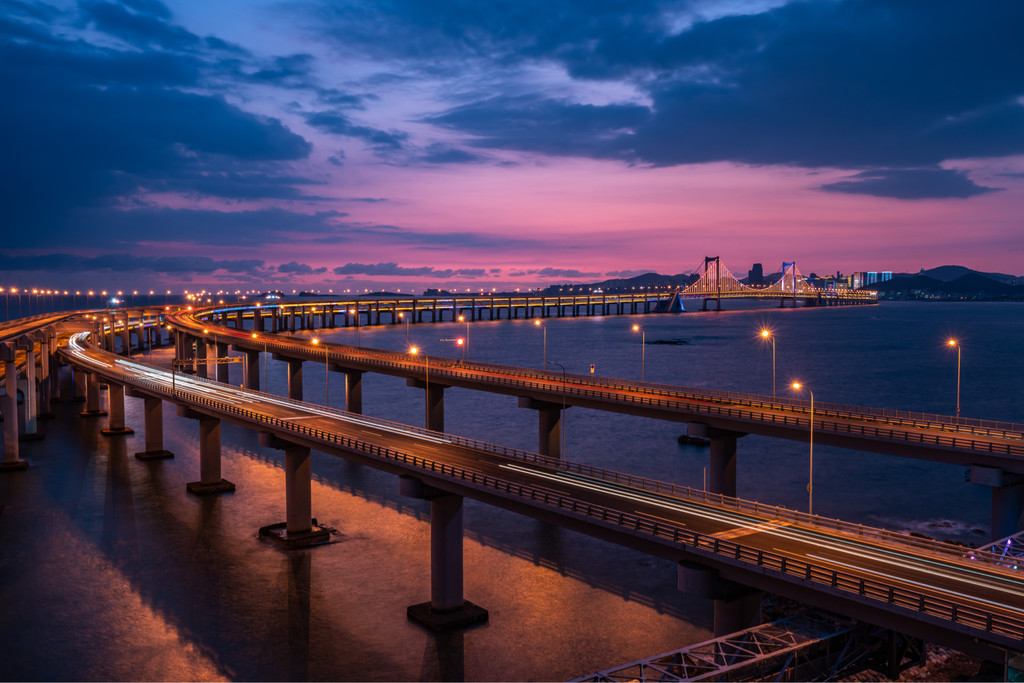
702, 256, 722, 312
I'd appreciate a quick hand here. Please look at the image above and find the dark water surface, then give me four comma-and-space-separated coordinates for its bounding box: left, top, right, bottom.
1, 301, 1021, 681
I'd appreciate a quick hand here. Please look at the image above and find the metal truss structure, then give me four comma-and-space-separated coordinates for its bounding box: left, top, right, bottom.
573, 613, 861, 682
974, 530, 1024, 570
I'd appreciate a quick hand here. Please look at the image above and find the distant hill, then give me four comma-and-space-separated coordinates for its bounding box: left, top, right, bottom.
906, 265, 1019, 284
870, 272, 1022, 300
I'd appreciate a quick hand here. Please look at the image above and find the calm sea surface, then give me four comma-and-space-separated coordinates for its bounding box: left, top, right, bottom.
1, 301, 1021, 680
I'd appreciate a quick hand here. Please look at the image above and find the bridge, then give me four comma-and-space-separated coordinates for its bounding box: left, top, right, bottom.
675, 257, 877, 310
2, 298, 1020, 676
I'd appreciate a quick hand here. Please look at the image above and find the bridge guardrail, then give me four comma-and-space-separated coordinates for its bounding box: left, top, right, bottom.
181, 305, 1024, 442
62, 334, 1024, 646
68, 333, 1023, 572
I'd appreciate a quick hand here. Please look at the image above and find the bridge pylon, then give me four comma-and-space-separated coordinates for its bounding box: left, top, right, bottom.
702, 256, 722, 312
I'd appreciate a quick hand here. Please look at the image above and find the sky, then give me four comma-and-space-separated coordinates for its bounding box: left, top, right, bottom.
2, 0, 1023, 294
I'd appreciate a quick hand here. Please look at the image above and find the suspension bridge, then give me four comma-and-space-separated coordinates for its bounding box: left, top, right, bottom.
672, 257, 876, 310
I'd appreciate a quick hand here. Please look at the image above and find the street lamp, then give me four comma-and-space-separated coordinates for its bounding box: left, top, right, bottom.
632, 324, 645, 382
252, 332, 267, 390
947, 338, 961, 417
398, 311, 410, 346
409, 345, 428, 398
546, 360, 567, 458
349, 308, 360, 346
534, 320, 546, 368
313, 337, 328, 407
791, 382, 814, 515
760, 328, 776, 399
457, 314, 469, 360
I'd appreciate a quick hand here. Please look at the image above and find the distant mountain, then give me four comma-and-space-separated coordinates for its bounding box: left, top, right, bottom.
871, 272, 1022, 299
907, 265, 1019, 284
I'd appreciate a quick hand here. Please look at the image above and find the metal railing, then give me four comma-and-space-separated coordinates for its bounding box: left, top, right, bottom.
59, 333, 1024, 647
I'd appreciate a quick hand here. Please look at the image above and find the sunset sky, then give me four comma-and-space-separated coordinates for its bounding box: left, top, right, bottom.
2, 0, 1023, 293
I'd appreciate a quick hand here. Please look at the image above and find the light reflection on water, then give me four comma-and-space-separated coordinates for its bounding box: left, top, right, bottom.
1, 301, 1021, 680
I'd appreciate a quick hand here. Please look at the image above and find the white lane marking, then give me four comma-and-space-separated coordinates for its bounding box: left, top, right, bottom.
499, 463, 1024, 598
807, 554, 1024, 613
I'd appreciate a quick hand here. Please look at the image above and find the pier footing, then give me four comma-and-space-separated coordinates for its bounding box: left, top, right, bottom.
258, 520, 331, 549
407, 601, 489, 631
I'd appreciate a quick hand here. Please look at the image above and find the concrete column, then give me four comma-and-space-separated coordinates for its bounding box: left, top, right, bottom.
71, 366, 86, 402
119, 315, 130, 354
402, 478, 488, 630
101, 383, 134, 435
183, 410, 235, 495
48, 337, 61, 404
216, 342, 230, 383
407, 378, 446, 431
135, 395, 172, 459
195, 339, 208, 379
0, 343, 26, 469
518, 397, 564, 459
688, 423, 746, 497
285, 445, 312, 534
244, 350, 261, 390
967, 465, 1024, 541
20, 344, 38, 437
345, 370, 364, 414
991, 484, 1024, 540
36, 337, 53, 418
287, 358, 303, 401
81, 373, 107, 417
678, 562, 764, 637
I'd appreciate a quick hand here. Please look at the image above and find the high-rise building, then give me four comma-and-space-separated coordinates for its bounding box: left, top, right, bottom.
748, 263, 763, 285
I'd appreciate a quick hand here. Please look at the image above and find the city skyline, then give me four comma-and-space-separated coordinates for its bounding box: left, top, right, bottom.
2, 0, 1023, 292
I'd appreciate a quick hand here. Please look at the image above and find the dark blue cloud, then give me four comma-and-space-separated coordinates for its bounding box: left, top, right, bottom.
278, 261, 328, 275
0, 252, 266, 275
419, 143, 485, 164
819, 168, 1001, 200
78, 0, 201, 51
304, 110, 408, 151
332, 263, 486, 278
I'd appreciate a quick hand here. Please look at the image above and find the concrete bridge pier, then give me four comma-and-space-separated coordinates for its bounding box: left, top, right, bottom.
215, 342, 230, 383
278, 356, 302, 401
71, 366, 86, 402
407, 377, 446, 431
180, 407, 235, 495
688, 423, 746, 497
35, 333, 54, 419
100, 383, 134, 436
401, 476, 488, 630
257, 434, 330, 547
344, 370, 364, 413
195, 340, 208, 379
968, 466, 1024, 540
16, 338, 40, 440
80, 372, 107, 418
0, 342, 27, 470
130, 391, 173, 459
678, 562, 764, 637
243, 349, 261, 390
518, 397, 564, 459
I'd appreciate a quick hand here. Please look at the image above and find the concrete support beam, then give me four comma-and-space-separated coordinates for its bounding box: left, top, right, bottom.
0, 342, 26, 470
71, 366, 86, 402
689, 423, 746, 497
345, 370, 364, 414
244, 350, 261, 391
80, 372, 107, 417
968, 465, 1024, 540
215, 342, 230, 383
401, 477, 488, 630
195, 339, 208, 379
101, 383, 134, 435
181, 408, 234, 495
677, 562, 764, 637
518, 397, 564, 459
407, 377, 445, 431
16, 341, 39, 439
256, 433, 329, 547
287, 358, 303, 402
135, 395, 172, 459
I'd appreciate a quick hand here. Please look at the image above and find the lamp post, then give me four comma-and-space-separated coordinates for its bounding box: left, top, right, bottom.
349, 308, 360, 346
458, 314, 469, 360
760, 328, 776, 399
632, 324, 645, 382
947, 338, 961, 417
252, 332, 267, 390
313, 338, 328, 407
791, 382, 813, 515
410, 345, 428, 396
398, 311, 410, 346
534, 320, 546, 368
546, 360, 567, 458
